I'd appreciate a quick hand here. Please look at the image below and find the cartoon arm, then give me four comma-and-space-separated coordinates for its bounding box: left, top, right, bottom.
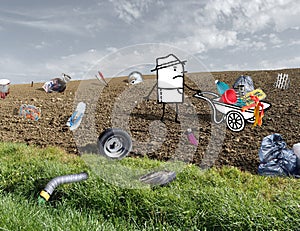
144, 82, 157, 101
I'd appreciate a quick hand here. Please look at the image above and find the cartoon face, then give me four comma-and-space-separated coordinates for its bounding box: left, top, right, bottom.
157, 63, 184, 89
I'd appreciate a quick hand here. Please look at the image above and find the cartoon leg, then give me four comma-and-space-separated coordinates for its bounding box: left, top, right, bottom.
161, 103, 166, 122
144, 83, 157, 101
175, 103, 180, 123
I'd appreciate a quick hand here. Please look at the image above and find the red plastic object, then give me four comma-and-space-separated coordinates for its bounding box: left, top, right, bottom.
220, 89, 237, 104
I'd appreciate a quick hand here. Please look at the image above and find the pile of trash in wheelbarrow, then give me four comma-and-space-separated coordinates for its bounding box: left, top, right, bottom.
193, 75, 271, 132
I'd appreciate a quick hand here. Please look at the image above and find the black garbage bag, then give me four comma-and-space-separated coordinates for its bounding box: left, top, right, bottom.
232, 75, 255, 95
258, 134, 297, 176
50, 78, 67, 92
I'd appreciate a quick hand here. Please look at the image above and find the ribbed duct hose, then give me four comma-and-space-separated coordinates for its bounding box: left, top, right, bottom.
39, 172, 88, 202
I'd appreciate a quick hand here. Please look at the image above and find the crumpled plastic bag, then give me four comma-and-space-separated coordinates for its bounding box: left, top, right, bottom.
233, 75, 255, 95
43, 75, 70, 93
128, 71, 143, 85
19, 104, 41, 121
258, 134, 297, 176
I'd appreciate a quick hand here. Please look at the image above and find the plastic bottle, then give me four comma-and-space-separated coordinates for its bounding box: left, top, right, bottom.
215, 80, 230, 95
186, 128, 198, 146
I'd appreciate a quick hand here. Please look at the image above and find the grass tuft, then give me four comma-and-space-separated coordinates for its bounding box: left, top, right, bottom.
0, 142, 299, 230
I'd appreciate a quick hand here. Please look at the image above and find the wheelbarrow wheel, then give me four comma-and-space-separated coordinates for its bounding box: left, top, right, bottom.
226, 111, 245, 132
98, 128, 132, 159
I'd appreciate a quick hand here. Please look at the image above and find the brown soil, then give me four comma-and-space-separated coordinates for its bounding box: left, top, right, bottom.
1, 68, 299, 174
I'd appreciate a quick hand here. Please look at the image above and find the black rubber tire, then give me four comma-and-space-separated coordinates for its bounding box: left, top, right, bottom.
97, 128, 132, 159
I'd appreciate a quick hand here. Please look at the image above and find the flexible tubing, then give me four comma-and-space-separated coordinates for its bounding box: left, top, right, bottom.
40, 172, 88, 201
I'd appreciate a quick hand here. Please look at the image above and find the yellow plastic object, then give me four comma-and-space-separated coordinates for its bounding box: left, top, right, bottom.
243, 88, 266, 106
39, 190, 50, 201
241, 94, 264, 127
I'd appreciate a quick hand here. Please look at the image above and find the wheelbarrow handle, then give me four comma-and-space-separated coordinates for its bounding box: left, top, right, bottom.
200, 91, 219, 97
194, 91, 219, 99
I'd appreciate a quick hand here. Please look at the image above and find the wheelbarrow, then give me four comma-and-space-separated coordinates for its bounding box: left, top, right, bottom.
193, 91, 271, 132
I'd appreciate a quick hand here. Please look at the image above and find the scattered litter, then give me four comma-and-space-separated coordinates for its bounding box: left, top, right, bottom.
215, 80, 237, 105
66, 102, 86, 131
61, 73, 71, 83
139, 170, 176, 186
232, 75, 254, 107
95, 71, 108, 87
128, 71, 143, 85
215, 80, 230, 95
193, 77, 271, 131
220, 89, 237, 104
186, 128, 198, 146
243, 88, 266, 106
97, 128, 132, 159
0, 79, 10, 99
19, 104, 41, 121
258, 134, 298, 177
241, 94, 265, 126
38, 172, 88, 204
43, 73, 71, 93
275, 73, 290, 90
232, 75, 255, 95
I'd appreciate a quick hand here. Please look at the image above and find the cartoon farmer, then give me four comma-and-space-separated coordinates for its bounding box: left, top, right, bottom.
145, 54, 186, 123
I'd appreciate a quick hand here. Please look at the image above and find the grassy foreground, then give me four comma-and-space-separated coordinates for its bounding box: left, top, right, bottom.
0, 142, 299, 230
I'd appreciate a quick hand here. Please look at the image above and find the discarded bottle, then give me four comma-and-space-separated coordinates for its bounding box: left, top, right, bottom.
215, 80, 230, 95
186, 128, 198, 146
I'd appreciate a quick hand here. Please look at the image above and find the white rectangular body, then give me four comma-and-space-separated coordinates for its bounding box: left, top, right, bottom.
157, 61, 184, 103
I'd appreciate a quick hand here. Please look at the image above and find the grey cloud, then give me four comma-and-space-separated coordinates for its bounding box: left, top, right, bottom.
109, 0, 163, 24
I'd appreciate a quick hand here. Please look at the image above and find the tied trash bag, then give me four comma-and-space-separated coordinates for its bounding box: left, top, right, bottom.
232, 75, 254, 96
258, 134, 297, 176
233, 75, 254, 107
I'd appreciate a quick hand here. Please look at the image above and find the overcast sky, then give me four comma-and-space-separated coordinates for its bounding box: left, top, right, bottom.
0, 0, 299, 83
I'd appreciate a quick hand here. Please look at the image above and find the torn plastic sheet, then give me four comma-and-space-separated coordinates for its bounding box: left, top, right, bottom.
139, 170, 176, 186
19, 104, 41, 121
258, 134, 297, 176
128, 71, 143, 85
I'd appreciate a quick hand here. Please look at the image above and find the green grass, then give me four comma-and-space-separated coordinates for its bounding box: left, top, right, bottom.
0, 142, 299, 230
